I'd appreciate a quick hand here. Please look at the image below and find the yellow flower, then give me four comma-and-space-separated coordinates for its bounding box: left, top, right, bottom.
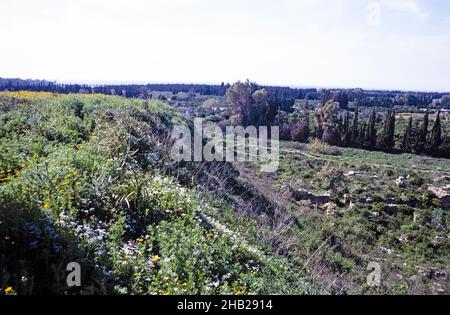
206, 232, 214, 238
235, 291, 242, 295
136, 238, 144, 244
5, 286, 13, 294
75, 182, 81, 186
151, 255, 160, 263
44, 203, 49, 209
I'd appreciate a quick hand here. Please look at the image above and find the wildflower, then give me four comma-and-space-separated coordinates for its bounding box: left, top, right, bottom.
5, 287, 13, 294
206, 232, 214, 238
44, 203, 49, 209
75, 182, 81, 186
136, 238, 144, 244
151, 255, 160, 263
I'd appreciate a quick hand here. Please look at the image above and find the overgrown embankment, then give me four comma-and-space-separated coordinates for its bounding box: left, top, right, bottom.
0, 92, 319, 295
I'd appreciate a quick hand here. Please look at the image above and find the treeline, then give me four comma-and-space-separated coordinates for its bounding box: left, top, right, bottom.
2, 77, 449, 109
284, 105, 448, 158
224, 81, 449, 158
0, 78, 312, 109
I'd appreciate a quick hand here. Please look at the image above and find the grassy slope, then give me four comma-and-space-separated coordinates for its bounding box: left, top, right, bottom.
0, 92, 319, 295
236, 141, 449, 294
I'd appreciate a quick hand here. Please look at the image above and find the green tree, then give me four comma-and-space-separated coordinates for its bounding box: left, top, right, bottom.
225, 80, 271, 127
342, 111, 351, 146
402, 116, 413, 152
367, 109, 377, 149
350, 107, 359, 146
377, 110, 396, 151
429, 111, 442, 154
415, 109, 429, 154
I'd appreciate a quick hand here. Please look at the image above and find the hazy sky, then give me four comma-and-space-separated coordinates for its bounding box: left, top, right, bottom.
1, 0, 449, 91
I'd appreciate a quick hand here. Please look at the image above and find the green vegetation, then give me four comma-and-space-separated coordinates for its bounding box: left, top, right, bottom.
0, 92, 318, 295
237, 141, 449, 294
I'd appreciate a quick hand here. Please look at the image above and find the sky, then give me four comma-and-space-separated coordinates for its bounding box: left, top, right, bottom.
0, 0, 449, 92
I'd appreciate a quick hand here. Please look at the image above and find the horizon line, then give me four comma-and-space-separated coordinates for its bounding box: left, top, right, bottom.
1, 76, 449, 94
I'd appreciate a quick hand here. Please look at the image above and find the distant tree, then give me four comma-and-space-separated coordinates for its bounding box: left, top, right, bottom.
342, 111, 351, 146
314, 107, 325, 139
401, 116, 413, 152
429, 111, 442, 154
202, 98, 220, 109
415, 109, 429, 154
359, 122, 367, 148
319, 89, 332, 104
378, 110, 396, 151
333, 90, 349, 110
440, 95, 450, 109
321, 101, 341, 145
291, 101, 310, 143
251, 88, 270, 127
367, 109, 377, 149
226, 80, 271, 127
350, 107, 359, 146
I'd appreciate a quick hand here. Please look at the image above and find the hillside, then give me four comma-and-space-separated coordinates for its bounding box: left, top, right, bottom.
0, 92, 320, 295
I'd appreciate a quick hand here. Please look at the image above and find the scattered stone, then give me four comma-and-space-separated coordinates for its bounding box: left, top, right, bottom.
324, 202, 337, 216
395, 176, 406, 187
290, 188, 330, 204
345, 171, 363, 177
380, 247, 392, 254
398, 234, 412, 242
428, 187, 450, 208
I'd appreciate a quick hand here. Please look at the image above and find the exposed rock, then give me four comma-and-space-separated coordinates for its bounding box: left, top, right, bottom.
395, 176, 406, 187
380, 247, 392, 254
398, 234, 412, 242
324, 202, 337, 216
290, 187, 330, 204
428, 186, 450, 208
345, 171, 363, 177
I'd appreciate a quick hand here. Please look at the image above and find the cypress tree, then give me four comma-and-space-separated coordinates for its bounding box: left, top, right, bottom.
350, 107, 359, 147
402, 116, 413, 152
367, 109, 377, 149
429, 110, 442, 155
342, 110, 351, 146
416, 109, 429, 154
378, 110, 396, 151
